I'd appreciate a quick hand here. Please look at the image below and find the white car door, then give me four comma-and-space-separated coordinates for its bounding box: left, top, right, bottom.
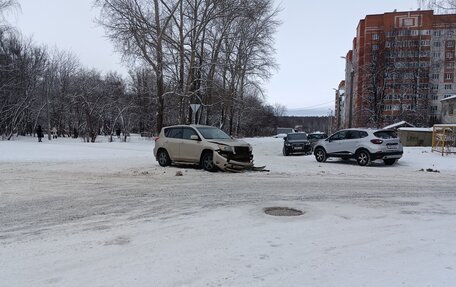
325, 131, 348, 154
164, 127, 183, 161
179, 127, 204, 162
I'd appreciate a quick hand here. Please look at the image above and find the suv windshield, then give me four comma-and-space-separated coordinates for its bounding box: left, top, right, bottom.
287, 133, 307, 140
196, 127, 231, 139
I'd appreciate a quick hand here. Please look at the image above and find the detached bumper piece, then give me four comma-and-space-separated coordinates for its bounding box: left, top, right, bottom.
213, 150, 266, 172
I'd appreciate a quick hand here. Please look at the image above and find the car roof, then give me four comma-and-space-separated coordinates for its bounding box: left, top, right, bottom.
163, 124, 216, 129
335, 128, 394, 133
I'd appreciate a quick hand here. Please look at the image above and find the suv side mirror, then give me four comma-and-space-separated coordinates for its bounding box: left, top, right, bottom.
283, 137, 287, 141
190, 135, 199, 141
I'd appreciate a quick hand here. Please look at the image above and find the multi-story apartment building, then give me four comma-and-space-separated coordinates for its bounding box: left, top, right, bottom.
339, 10, 456, 128
333, 80, 345, 130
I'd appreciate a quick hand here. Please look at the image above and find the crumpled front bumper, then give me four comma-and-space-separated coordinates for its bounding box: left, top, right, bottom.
213, 151, 254, 171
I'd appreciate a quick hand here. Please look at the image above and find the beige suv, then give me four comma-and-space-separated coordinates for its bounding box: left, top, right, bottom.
153, 125, 254, 172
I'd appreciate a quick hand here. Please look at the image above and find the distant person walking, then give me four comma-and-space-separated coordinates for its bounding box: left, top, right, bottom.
51, 127, 58, 139
36, 125, 44, 142
116, 128, 121, 139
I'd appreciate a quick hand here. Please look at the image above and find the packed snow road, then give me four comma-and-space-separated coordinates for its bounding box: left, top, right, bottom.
1, 136, 455, 287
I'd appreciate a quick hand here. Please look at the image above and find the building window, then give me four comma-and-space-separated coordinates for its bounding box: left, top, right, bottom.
372, 34, 379, 40
445, 73, 453, 80
372, 44, 379, 50
445, 84, 452, 90
445, 62, 455, 69
432, 95, 439, 100
402, 18, 414, 26
450, 104, 454, 115
444, 94, 453, 98
446, 52, 455, 59
433, 42, 441, 47
447, 40, 455, 48
433, 52, 441, 58
434, 30, 442, 36
432, 74, 440, 80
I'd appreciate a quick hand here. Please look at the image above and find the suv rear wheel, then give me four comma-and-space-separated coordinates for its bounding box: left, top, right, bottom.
157, 149, 171, 167
314, 148, 327, 162
201, 151, 218, 172
356, 150, 370, 166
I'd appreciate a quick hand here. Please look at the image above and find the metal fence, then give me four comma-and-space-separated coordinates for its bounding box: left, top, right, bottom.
432, 124, 456, 156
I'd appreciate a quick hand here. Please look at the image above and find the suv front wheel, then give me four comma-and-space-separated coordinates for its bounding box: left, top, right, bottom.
356, 150, 370, 166
314, 147, 327, 162
201, 151, 218, 172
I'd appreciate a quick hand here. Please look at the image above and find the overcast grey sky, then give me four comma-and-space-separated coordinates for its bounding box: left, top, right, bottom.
8, 0, 418, 111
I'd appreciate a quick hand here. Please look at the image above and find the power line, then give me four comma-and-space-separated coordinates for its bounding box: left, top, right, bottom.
289, 100, 335, 110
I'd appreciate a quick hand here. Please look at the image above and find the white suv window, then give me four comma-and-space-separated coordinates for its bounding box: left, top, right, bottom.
346, 130, 368, 139
331, 131, 348, 141
182, 127, 198, 140
165, 127, 182, 138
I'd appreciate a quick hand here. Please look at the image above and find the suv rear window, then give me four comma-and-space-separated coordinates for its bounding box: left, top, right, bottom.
308, 134, 327, 140
164, 127, 183, 138
287, 133, 307, 140
374, 130, 398, 139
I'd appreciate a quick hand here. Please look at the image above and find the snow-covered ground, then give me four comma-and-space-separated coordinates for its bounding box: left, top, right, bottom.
1, 135, 455, 287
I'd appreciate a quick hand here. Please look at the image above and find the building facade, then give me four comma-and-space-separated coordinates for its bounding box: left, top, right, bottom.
333, 80, 345, 130
440, 95, 456, 123
339, 10, 456, 128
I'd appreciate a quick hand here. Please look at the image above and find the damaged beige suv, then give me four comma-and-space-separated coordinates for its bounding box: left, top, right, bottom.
153, 125, 254, 172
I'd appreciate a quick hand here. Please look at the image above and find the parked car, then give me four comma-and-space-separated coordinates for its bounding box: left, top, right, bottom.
313, 128, 403, 166
153, 125, 254, 172
307, 132, 328, 149
282, 132, 312, 156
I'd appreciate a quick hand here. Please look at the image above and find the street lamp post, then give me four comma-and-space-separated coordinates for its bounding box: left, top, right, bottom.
348, 68, 354, 128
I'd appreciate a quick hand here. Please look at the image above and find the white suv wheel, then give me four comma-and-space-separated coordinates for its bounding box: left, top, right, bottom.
356, 150, 370, 166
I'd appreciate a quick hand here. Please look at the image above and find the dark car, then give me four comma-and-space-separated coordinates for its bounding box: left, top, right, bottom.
307, 132, 328, 149
283, 132, 312, 156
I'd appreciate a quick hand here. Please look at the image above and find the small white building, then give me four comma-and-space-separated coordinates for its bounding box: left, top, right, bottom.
440, 95, 456, 124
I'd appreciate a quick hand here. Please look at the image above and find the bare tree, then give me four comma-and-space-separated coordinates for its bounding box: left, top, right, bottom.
418, 0, 456, 13
95, 0, 180, 132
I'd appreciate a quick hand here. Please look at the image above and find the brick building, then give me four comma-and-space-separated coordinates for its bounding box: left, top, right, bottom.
339, 10, 456, 128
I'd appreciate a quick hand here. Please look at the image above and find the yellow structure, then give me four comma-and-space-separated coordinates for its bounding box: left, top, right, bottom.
432, 124, 456, 156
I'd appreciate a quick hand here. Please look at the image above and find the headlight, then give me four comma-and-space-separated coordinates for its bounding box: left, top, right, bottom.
217, 145, 234, 153
285, 143, 291, 146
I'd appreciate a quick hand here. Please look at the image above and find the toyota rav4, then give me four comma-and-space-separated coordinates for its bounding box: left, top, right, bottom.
313, 128, 403, 166
153, 125, 254, 172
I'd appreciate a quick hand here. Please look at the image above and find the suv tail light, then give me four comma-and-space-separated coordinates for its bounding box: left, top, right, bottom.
370, 139, 383, 144
154, 136, 159, 142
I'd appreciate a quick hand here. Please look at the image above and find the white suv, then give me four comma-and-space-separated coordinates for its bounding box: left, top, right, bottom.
313, 128, 403, 166
153, 125, 254, 171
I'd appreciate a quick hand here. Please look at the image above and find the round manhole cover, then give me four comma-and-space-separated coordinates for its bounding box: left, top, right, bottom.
264, 207, 304, 216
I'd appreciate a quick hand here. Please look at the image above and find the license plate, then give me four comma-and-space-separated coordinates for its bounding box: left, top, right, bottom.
294, 146, 303, 150
387, 145, 397, 149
